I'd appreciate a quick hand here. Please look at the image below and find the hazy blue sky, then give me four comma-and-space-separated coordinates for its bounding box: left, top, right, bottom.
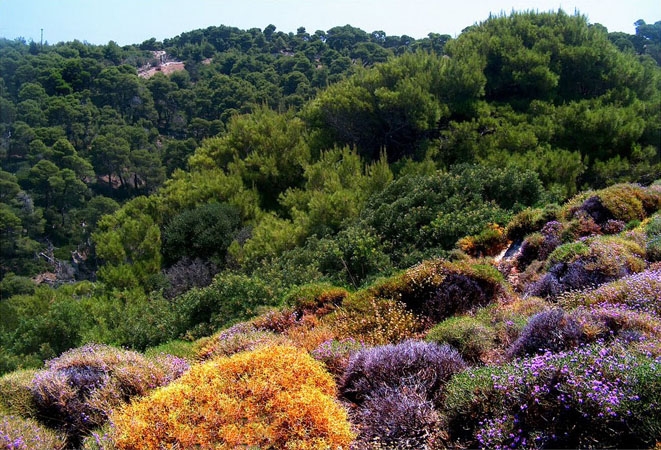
1, 0, 659, 45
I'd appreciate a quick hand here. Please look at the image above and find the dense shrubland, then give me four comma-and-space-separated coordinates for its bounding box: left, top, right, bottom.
1, 10, 661, 450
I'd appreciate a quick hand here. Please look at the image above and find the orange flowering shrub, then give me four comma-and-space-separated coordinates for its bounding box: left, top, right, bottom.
458, 223, 508, 257
111, 345, 355, 450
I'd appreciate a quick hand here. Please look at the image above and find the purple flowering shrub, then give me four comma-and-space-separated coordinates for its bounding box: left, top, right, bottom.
559, 268, 661, 316
442, 342, 661, 449
516, 221, 564, 270
29, 344, 169, 445
354, 385, 444, 449
339, 340, 466, 405
602, 219, 626, 235
506, 309, 583, 358
311, 338, 364, 377
528, 236, 647, 297
80, 425, 115, 450
340, 341, 465, 447
572, 305, 661, 343
0, 415, 65, 450
194, 322, 288, 360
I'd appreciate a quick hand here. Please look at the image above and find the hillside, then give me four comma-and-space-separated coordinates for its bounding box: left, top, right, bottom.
0, 10, 661, 450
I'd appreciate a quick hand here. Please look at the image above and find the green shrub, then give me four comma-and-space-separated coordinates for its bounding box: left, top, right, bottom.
505, 205, 559, 241
143, 340, 196, 360
0, 285, 91, 374
84, 289, 179, 351
161, 202, 241, 267
545, 241, 590, 268
0, 370, 37, 417
173, 272, 277, 339
646, 214, 661, 261
0, 273, 34, 299
282, 282, 348, 314
425, 316, 494, 363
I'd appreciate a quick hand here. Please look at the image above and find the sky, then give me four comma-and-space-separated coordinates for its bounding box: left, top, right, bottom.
1, 0, 659, 46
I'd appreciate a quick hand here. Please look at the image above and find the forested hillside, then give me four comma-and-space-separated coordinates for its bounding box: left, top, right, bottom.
1, 11, 661, 450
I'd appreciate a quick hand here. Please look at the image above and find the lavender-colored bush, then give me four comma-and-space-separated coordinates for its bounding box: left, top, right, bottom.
339, 340, 466, 405
30, 344, 169, 445
0, 415, 65, 450
560, 268, 661, 316
444, 343, 661, 449
507, 309, 583, 358
355, 385, 442, 448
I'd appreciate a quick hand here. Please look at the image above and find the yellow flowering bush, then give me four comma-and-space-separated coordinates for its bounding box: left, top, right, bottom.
111, 345, 355, 450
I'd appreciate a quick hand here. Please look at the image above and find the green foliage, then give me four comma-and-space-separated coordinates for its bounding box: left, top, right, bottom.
282, 282, 349, 313
0, 284, 92, 373
646, 214, 661, 261
505, 205, 560, 241
545, 241, 591, 268
425, 316, 495, 363
0, 369, 38, 417
172, 272, 278, 338
161, 202, 240, 267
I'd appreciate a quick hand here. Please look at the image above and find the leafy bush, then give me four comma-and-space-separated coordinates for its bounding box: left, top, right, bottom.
161, 202, 240, 267
172, 272, 277, 338
30, 344, 169, 445
111, 345, 355, 450
566, 184, 661, 225
0, 415, 66, 450
143, 340, 195, 360
0, 370, 37, 418
506, 308, 583, 358
426, 316, 495, 363
443, 343, 661, 449
0, 274, 34, 300
0, 285, 93, 375
339, 340, 466, 405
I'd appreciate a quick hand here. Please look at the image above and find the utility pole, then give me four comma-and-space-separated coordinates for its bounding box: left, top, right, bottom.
40, 28, 43, 47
